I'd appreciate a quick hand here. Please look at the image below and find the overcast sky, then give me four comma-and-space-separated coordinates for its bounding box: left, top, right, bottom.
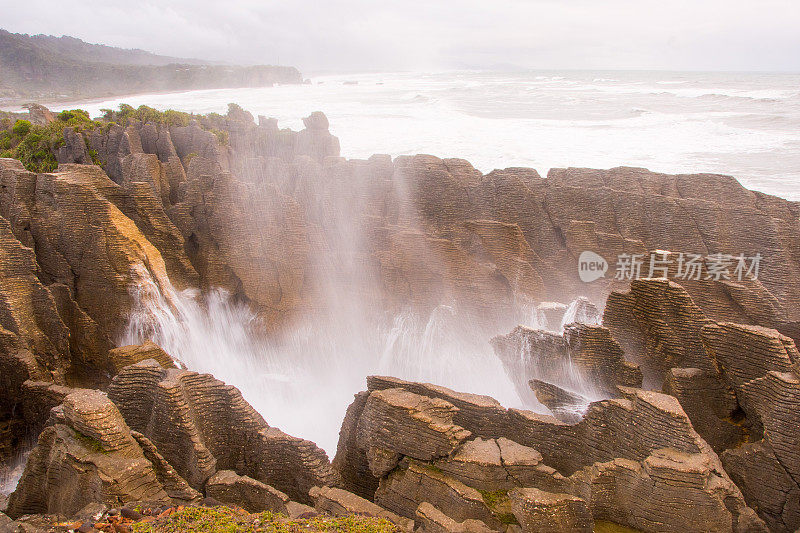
2, 0, 799, 73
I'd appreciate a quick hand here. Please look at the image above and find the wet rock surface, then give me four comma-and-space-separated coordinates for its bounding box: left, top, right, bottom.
333, 376, 768, 532
1, 105, 799, 531
106, 360, 337, 503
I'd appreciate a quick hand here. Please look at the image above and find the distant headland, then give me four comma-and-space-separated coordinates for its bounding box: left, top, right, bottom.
0, 29, 303, 108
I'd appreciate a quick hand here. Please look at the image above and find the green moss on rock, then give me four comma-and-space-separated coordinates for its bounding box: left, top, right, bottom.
131, 506, 399, 533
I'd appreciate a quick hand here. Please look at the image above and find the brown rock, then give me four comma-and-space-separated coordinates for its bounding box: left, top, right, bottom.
309, 486, 412, 531
415, 502, 494, 533
205, 470, 288, 514
107, 343, 176, 376
491, 323, 641, 405
6, 390, 169, 518
108, 360, 337, 503
528, 380, 590, 424
508, 488, 592, 533
375, 461, 499, 529
356, 388, 471, 466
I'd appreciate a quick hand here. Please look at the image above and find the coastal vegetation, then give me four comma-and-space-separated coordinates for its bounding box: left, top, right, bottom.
0, 109, 102, 172
0, 103, 244, 172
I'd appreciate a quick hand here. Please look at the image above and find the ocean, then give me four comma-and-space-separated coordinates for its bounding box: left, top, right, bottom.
42, 70, 800, 201
5, 71, 799, 457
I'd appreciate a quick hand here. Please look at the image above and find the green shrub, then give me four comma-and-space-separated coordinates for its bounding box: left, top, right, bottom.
1, 101, 248, 172
110, 103, 193, 128
12, 119, 31, 136
211, 128, 229, 146
57, 109, 90, 122
0, 110, 99, 172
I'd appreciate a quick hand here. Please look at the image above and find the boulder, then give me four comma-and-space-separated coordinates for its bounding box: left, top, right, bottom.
375, 461, 500, 529
205, 470, 288, 514
415, 502, 494, 533
309, 486, 412, 531
5, 390, 169, 518
508, 488, 592, 533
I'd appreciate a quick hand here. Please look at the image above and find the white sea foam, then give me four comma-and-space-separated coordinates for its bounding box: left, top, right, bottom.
65, 69, 800, 454
121, 283, 538, 455
34, 70, 800, 200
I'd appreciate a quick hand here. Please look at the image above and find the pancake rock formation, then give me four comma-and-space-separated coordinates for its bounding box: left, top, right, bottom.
1, 103, 799, 532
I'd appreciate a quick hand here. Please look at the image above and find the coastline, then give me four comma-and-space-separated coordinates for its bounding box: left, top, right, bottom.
0, 81, 306, 112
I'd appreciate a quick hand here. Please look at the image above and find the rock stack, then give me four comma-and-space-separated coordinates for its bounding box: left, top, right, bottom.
1, 103, 799, 532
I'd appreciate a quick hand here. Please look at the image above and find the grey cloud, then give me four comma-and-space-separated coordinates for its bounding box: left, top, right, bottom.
1, 0, 798, 72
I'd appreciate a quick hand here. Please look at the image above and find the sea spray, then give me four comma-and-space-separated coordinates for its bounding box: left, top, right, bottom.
121, 281, 530, 455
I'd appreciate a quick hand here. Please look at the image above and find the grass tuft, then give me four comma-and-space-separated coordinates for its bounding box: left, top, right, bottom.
131, 506, 399, 533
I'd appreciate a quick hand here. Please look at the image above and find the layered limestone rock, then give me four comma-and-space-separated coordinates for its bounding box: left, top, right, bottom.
7, 107, 800, 336
375, 460, 502, 529
2, 106, 799, 531
167, 156, 309, 320
544, 167, 800, 325
356, 387, 472, 469
491, 323, 642, 408
432, 437, 571, 494
11, 108, 800, 341
603, 278, 716, 387
414, 502, 494, 533
576, 277, 800, 530
600, 279, 754, 453
702, 323, 800, 532
7, 361, 348, 519
0, 214, 70, 462
528, 380, 591, 424
5, 390, 170, 518
309, 485, 413, 531
107, 359, 338, 503
130, 430, 201, 504
661, 367, 745, 453
508, 488, 593, 533
336, 376, 765, 533
107, 341, 176, 375
0, 159, 177, 390
205, 470, 289, 514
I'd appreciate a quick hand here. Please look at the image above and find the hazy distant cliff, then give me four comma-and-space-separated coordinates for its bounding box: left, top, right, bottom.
0, 29, 303, 105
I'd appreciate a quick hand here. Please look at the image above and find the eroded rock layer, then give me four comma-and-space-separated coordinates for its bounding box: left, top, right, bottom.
334, 376, 765, 532
1, 103, 799, 531
7, 355, 338, 519
107, 359, 338, 503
